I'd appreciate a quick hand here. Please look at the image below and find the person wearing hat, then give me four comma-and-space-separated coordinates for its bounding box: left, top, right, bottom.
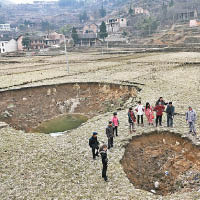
186, 106, 197, 135
112, 112, 119, 136
89, 132, 99, 160
106, 121, 114, 149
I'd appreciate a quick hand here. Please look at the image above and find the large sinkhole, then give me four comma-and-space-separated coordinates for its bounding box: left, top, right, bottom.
0, 82, 138, 133
121, 131, 200, 196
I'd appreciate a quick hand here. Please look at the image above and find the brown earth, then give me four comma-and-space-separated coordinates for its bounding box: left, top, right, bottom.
121, 131, 200, 196
0, 82, 137, 132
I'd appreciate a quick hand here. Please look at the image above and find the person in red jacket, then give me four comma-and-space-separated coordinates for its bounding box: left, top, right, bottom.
154, 102, 165, 127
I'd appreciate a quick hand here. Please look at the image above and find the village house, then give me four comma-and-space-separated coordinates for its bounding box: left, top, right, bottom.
176, 9, 198, 21
83, 24, 98, 34
134, 7, 150, 16
0, 38, 18, 54
29, 36, 46, 50
43, 32, 65, 46
76, 33, 101, 47
106, 17, 127, 33
0, 24, 11, 32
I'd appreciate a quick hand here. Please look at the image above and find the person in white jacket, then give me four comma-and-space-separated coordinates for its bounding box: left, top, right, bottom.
186, 106, 197, 135
135, 101, 144, 126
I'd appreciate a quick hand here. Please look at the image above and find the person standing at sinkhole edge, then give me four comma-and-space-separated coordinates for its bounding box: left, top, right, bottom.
128, 107, 136, 133
89, 132, 99, 160
154, 102, 165, 127
135, 101, 144, 126
106, 121, 114, 149
186, 106, 197, 136
112, 112, 119, 136
145, 102, 154, 126
166, 102, 175, 127
100, 144, 108, 182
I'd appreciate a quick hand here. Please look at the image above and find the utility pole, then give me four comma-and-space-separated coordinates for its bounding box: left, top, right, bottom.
64, 37, 69, 74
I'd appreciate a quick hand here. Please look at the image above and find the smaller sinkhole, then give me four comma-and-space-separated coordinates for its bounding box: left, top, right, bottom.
31, 114, 88, 134
121, 131, 200, 196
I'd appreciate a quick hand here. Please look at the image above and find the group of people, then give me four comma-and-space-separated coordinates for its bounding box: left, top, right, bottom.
88, 112, 119, 181
128, 98, 175, 132
89, 97, 198, 182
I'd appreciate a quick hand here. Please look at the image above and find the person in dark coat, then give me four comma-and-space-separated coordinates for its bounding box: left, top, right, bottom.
89, 132, 99, 160
128, 107, 136, 133
100, 144, 108, 181
106, 121, 114, 149
166, 102, 175, 127
155, 97, 168, 106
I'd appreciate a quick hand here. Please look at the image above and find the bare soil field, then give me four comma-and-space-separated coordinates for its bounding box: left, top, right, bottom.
0, 50, 200, 199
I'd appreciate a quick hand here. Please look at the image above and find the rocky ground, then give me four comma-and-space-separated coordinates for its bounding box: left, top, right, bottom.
0, 50, 200, 199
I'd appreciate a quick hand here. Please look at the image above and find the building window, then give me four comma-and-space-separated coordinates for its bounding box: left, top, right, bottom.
2, 49, 5, 52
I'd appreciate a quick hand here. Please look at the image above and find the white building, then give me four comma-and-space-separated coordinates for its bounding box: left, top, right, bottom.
106, 18, 127, 33
0, 39, 18, 54
135, 7, 150, 16
0, 24, 11, 32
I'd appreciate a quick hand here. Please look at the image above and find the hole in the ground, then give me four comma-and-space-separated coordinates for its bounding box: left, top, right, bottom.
121, 131, 200, 196
0, 82, 138, 133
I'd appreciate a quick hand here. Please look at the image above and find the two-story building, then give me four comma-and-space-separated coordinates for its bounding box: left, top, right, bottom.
43, 32, 65, 46
76, 33, 101, 47
106, 18, 127, 33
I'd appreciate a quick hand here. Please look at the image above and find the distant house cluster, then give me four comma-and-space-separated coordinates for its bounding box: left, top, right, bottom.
29, 32, 65, 50
74, 18, 128, 46
0, 32, 66, 54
